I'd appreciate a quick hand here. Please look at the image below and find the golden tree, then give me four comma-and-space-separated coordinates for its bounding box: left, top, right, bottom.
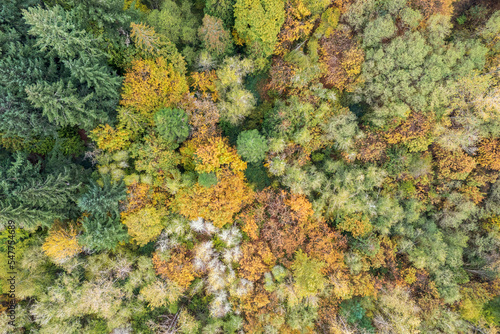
173, 168, 254, 228
120, 57, 188, 121
476, 138, 500, 170
153, 247, 197, 289
121, 206, 167, 246
42, 222, 82, 263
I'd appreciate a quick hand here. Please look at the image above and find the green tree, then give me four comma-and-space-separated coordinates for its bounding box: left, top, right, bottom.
77, 177, 128, 251
16, 5, 123, 132
122, 206, 167, 246
234, 0, 285, 58
216, 57, 256, 125
236, 130, 268, 163
154, 108, 190, 146
147, 0, 200, 63
0, 152, 80, 230
77, 177, 127, 217
204, 0, 235, 28
290, 249, 327, 301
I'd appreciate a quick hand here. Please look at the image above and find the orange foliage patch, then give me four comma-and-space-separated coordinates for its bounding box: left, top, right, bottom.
239, 241, 277, 281
384, 112, 433, 145
476, 138, 500, 170
434, 146, 476, 180
190, 70, 219, 101
173, 168, 254, 228
355, 131, 388, 162
180, 94, 220, 140
304, 220, 346, 274
153, 247, 196, 289
319, 30, 364, 92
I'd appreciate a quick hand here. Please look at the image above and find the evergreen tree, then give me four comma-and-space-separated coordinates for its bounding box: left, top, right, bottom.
0, 151, 80, 230
77, 177, 128, 251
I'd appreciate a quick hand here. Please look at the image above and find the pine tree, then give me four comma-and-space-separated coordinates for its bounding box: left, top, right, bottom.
77, 177, 127, 217
79, 212, 129, 251
0, 151, 80, 230
77, 177, 128, 251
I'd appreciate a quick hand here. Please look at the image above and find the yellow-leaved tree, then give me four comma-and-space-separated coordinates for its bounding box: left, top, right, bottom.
120, 57, 188, 121
42, 222, 82, 263
121, 206, 167, 246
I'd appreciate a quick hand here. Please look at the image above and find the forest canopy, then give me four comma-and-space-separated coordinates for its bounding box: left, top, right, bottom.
1, 0, 500, 333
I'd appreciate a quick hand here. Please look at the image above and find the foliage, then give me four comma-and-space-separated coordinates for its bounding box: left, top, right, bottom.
42, 222, 82, 264
216, 57, 257, 125
3, 0, 500, 332
153, 247, 196, 289
198, 15, 233, 59
237, 130, 268, 163
154, 107, 190, 146
120, 57, 188, 121
234, 0, 286, 59
0, 152, 80, 230
290, 249, 327, 300
173, 168, 254, 228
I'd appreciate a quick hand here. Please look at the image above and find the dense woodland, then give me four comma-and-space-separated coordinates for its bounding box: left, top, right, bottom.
0, 0, 500, 332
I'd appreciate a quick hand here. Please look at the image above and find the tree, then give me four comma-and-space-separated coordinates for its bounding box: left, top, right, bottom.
139, 279, 183, 308
21, 5, 122, 131
120, 57, 188, 120
173, 168, 254, 228
122, 206, 167, 246
0, 152, 80, 230
216, 57, 256, 125
77, 177, 129, 251
319, 29, 364, 92
130, 22, 161, 54
234, 0, 286, 58
337, 213, 372, 238
477, 138, 500, 170
434, 145, 476, 180
154, 108, 190, 146
290, 249, 327, 300
239, 241, 276, 281
129, 134, 182, 187
204, 0, 236, 28
78, 212, 129, 251
77, 177, 126, 217
198, 15, 233, 59
146, 0, 200, 63
348, 2, 488, 128
372, 287, 421, 334
237, 130, 268, 163
409, 0, 457, 19
89, 124, 132, 153
42, 222, 82, 264
153, 247, 196, 289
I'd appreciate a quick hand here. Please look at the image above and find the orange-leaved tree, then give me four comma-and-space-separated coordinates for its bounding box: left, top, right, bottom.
238, 241, 276, 281
476, 138, 500, 170
153, 246, 197, 289
434, 145, 476, 180
173, 168, 254, 228
173, 136, 254, 227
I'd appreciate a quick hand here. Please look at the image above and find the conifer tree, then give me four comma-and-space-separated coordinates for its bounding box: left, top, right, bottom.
0, 151, 80, 230
77, 177, 128, 251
